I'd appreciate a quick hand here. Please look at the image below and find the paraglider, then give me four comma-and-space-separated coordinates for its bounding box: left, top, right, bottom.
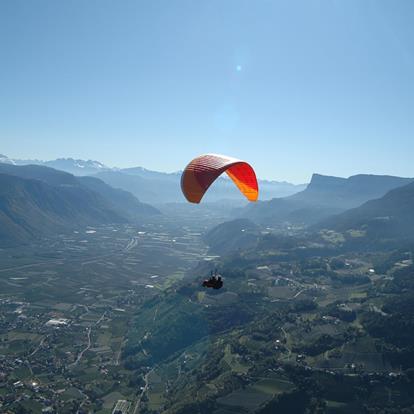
181, 153, 259, 203
202, 270, 223, 289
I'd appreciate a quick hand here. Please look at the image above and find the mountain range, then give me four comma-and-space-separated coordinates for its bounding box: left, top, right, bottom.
0, 154, 307, 204
202, 175, 414, 255
318, 180, 414, 246
243, 173, 413, 226
2, 154, 414, 249
0, 163, 159, 247
290, 173, 413, 209
0, 154, 109, 176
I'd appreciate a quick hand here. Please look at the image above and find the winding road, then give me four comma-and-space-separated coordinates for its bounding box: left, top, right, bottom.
71, 327, 91, 367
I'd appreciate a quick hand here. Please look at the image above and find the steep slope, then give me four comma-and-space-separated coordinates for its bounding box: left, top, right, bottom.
0, 164, 160, 246
318, 181, 414, 243
0, 173, 125, 247
244, 173, 413, 227
0, 163, 159, 218
204, 218, 260, 254
243, 197, 342, 227
78, 176, 160, 219
0, 163, 79, 186
290, 173, 413, 209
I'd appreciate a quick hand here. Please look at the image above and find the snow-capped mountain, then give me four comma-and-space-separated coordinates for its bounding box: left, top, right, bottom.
42, 158, 110, 175
0, 155, 111, 175
0, 154, 16, 165
0, 154, 307, 203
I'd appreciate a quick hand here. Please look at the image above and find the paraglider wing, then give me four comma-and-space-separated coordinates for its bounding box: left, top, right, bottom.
181, 154, 258, 203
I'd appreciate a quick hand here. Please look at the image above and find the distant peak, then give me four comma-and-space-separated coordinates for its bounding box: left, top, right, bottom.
308, 173, 346, 186
47, 158, 110, 169
0, 154, 16, 165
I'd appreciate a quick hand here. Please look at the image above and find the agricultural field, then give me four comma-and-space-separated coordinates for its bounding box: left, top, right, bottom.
1, 211, 414, 413
0, 216, 210, 413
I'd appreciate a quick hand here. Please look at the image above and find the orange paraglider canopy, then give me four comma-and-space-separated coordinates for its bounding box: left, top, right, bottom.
181, 154, 259, 203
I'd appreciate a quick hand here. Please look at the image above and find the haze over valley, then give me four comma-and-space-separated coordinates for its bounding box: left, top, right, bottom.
1, 155, 414, 413
2, 1, 414, 412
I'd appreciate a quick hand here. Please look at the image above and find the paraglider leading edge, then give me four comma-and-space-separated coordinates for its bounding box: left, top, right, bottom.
181, 153, 259, 203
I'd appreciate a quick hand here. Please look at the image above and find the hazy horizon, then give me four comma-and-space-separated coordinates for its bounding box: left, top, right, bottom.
2, 3, 414, 410
4, 151, 414, 185
1, 0, 414, 183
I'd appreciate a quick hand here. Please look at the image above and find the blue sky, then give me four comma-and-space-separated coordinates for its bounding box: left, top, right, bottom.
1, 0, 413, 183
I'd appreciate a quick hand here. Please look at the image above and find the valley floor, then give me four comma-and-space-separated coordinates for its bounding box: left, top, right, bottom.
1, 216, 414, 414
0, 217, 211, 414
